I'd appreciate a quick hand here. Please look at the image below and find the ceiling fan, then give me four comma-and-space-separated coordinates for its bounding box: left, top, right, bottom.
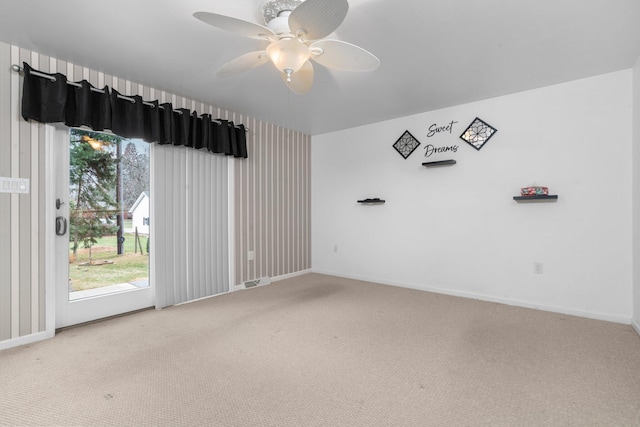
193, 0, 380, 94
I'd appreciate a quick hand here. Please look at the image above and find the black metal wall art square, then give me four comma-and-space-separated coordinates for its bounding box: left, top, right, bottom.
460, 117, 497, 150
393, 130, 421, 159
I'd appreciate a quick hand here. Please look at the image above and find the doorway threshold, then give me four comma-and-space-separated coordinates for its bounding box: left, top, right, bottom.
69, 280, 149, 301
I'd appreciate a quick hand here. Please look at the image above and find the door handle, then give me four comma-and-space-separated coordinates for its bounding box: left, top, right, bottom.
56, 216, 67, 236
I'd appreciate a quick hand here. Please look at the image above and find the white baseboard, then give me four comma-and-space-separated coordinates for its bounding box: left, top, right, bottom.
312, 269, 631, 325
0, 330, 55, 352
233, 269, 312, 291
632, 318, 640, 337
271, 269, 312, 282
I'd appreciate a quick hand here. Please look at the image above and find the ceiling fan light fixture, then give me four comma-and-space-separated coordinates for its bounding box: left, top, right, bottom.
196, 0, 376, 94
266, 38, 311, 77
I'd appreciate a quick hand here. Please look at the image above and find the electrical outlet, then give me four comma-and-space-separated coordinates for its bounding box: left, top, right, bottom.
533, 262, 543, 274
248, 250, 254, 261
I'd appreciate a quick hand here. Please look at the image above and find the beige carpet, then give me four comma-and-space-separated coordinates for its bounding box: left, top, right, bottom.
1, 273, 640, 426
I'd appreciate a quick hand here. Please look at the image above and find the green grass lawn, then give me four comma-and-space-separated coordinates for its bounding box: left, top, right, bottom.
69, 232, 149, 291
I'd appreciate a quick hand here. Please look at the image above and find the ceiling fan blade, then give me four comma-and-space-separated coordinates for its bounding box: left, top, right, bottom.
215, 51, 269, 78
281, 61, 314, 94
288, 0, 348, 41
310, 40, 380, 71
193, 12, 275, 40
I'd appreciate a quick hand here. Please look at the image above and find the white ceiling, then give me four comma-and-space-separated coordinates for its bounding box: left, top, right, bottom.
1, 0, 639, 135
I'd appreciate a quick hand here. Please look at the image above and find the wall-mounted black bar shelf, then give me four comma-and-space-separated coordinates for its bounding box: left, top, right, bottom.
358, 198, 385, 204
422, 159, 456, 167
513, 195, 558, 202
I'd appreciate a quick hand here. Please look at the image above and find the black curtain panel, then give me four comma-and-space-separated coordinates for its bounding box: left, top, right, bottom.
65, 80, 112, 131
21, 63, 68, 123
20, 62, 248, 158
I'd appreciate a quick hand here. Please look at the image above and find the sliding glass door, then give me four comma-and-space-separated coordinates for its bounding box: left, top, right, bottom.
53, 126, 154, 328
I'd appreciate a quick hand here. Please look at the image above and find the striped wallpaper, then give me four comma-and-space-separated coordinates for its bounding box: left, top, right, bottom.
0, 42, 310, 345
0, 44, 47, 342
235, 120, 311, 285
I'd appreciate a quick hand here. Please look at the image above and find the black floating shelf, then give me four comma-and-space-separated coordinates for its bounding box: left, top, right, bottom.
422, 159, 456, 167
513, 195, 558, 201
358, 198, 385, 204
422, 159, 456, 168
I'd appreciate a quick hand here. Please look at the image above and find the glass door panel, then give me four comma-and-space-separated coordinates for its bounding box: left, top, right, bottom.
55, 127, 153, 328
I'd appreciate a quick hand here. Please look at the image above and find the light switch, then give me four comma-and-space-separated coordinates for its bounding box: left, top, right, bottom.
0, 177, 30, 194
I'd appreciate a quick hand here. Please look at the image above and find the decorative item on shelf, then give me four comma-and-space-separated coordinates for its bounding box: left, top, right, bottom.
460, 117, 497, 150
393, 130, 421, 159
422, 159, 456, 167
513, 185, 557, 201
521, 186, 548, 196
357, 198, 385, 204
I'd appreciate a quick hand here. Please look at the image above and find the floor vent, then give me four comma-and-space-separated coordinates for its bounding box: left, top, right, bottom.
238, 277, 272, 290
244, 280, 260, 288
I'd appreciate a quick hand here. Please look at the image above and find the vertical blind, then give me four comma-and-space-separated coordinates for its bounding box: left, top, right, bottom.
153, 144, 229, 308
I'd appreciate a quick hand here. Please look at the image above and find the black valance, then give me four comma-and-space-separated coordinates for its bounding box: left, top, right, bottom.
20, 62, 247, 158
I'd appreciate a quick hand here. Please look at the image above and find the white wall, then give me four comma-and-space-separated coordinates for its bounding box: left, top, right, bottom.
633, 56, 640, 333
312, 70, 633, 323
